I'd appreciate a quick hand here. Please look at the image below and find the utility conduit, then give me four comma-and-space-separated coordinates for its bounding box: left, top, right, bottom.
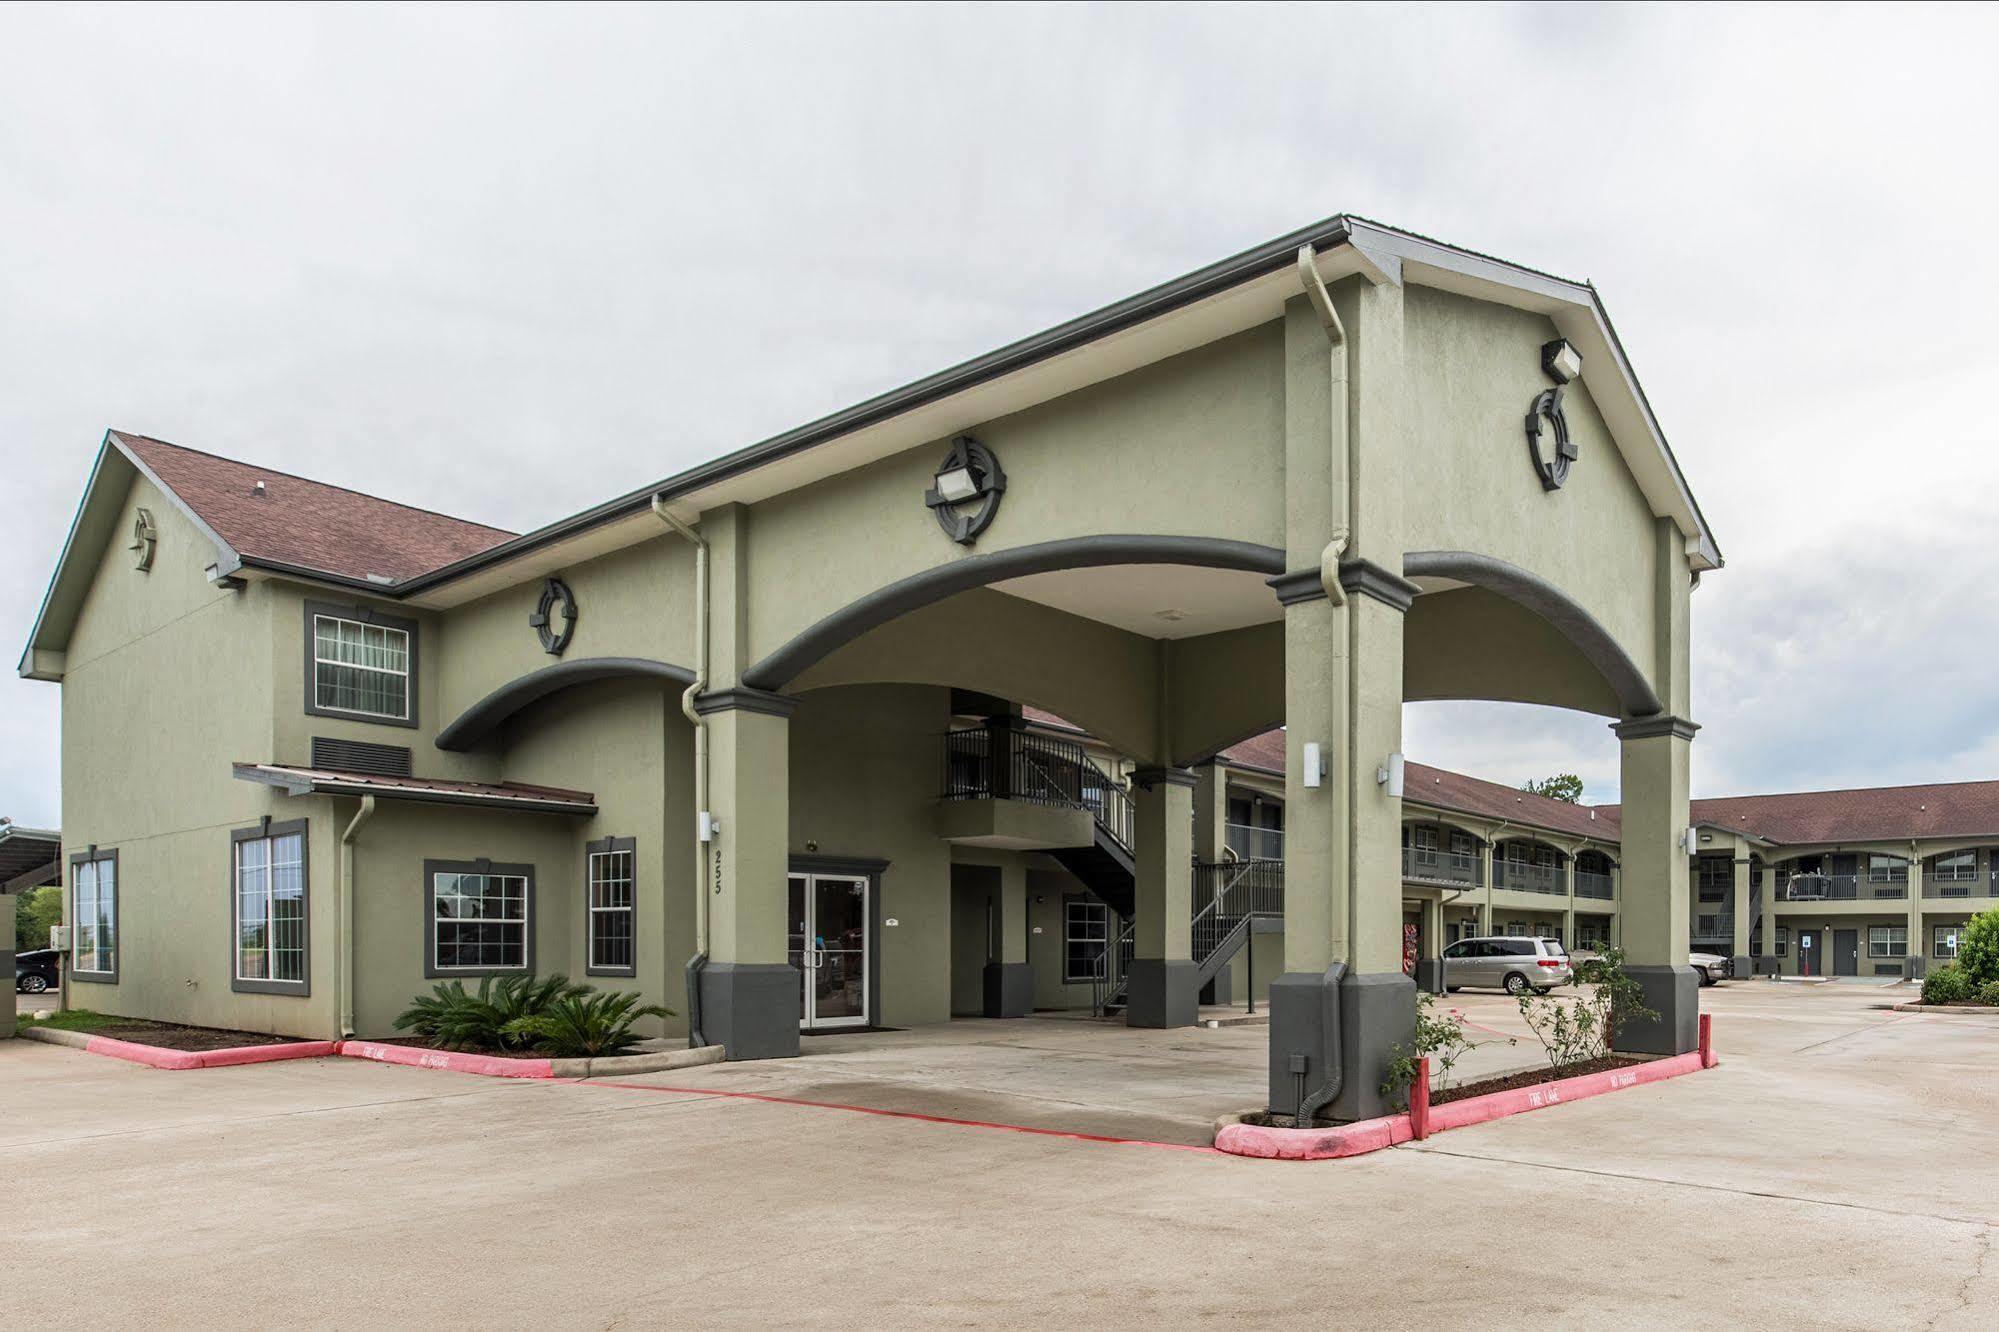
651, 495, 710, 1048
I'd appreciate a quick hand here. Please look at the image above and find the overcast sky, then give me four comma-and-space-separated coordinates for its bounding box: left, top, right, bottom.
3, 3, 1996, 825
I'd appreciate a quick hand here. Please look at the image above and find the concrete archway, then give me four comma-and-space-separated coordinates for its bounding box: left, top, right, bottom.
743, 534, 1286, 693
435, 656, 696, 751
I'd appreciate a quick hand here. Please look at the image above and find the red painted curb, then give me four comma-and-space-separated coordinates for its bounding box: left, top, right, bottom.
1215, 1049, 1711, 1161
336, 1040, 555, 1079
77, 1035, 338, 1070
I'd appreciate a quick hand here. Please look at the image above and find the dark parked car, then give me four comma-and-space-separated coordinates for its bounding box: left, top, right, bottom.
15, 948, 59, 994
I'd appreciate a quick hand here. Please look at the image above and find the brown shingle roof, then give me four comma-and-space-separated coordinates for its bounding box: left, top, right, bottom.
115, 431, 513, 584
1676, 781, 1999, 845
1220, 730, 1615, 841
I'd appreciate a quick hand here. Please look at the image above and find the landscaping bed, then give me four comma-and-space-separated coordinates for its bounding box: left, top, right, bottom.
1430, 1054, 1644, 1105
24, 1011, 306, 1052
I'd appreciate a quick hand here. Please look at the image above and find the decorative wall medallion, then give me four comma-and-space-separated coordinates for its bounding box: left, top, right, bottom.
130, 508, 157, 572
1525, 338, 1583, 492
531, 577, 578, 655
924, 435, 1006, 545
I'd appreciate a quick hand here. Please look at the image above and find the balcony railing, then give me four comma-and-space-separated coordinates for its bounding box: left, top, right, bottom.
1401, 847, 1481, 888
1493, 860, 1565, 895
1929, 869, 1987, 898
1225, 823, 1284, 862
1778, 873, 1912, 902
942, 725, 1134, 851
1573, 868, 1614, 900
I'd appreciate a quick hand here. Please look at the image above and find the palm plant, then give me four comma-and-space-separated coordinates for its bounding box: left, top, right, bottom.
393, 974, 590, 1052
502, 990, 673, 1059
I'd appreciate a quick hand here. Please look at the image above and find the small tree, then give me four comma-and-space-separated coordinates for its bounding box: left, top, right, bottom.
1381, 992, 1515, 1101
15, 885, 62, 953
1515, 944, 1656, 1071
1955, 907, 1999, 986
1522, 773, 1584, 803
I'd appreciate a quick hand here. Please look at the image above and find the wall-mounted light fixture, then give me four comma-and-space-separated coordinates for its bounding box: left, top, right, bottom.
698, 811, 720, 844
1302, 742, 1324, 789
1376, 752, 1405, 798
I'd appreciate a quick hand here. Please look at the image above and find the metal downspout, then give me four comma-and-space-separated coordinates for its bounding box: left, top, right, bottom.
1291, 244, 1356, 1126
651, 495, 710, 1048
338, 795, 376, 1039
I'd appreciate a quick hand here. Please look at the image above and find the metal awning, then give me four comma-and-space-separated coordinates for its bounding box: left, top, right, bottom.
0, 822, 62, 893
232, 763, 597, 817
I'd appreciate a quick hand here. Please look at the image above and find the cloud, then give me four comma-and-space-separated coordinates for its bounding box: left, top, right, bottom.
2, 4, 1996, 825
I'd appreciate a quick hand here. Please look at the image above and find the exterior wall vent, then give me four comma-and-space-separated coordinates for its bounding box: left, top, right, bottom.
310, 736, 413, 777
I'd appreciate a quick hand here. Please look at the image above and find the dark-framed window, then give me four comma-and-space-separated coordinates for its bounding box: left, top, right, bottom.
585, 836, 637, 977
1696, 856, 1731, 901
70, 847, 119, 983
424, 860, 535, 977
304, 599, 418, 728
232, 819, 310, 995
1063, 895, 1109, 983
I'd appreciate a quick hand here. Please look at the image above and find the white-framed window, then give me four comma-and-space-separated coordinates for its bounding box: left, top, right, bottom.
71, 851, 118, 980
1867, 854, 1908, 884
1064, 897, 1109, 982
1867, 925, 1907, 959
1935, 925, 1968, 959
428, 864, 532, 974
1774, 926, 1790, 958
586, 839, 636, 976
234, 824, 307, 991
1931, 850, 1978, 882
312, 613, 411, 721
1504, 921, 1528, 936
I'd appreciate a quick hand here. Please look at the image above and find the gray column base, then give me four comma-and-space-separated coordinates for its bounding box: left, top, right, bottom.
981, 961, 1033, 1018
1203, 969, 1232, 1007
1906, 956, 1927, 980
1614, 964, 1698, 1056
1414, 958, 1444, 995
1266, 970, 1417, 1123
1730, 956, 1753, 983
1125, 958, 1199, 1028
697, 962, 800, 1061
1755, 956, 1781, 977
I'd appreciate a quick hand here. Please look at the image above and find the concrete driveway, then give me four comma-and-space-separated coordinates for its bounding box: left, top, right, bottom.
3, 983, 1994, 1328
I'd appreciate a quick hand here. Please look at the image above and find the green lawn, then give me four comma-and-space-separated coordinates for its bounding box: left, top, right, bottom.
16, 1008, 146, 1033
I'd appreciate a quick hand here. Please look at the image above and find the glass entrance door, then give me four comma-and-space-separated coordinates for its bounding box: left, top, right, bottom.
787, 873, 870, 1030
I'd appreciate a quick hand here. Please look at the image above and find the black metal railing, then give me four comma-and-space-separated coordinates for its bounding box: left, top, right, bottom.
943, 725, 1134, 851
1225, 823, 1284, 861
1088, 919, 1135, 1018
1401, 847, 1481, 888
1779, 873, 1857, 901
1573, 869, 1614, 899
1192, 859, 1285, 956
1493, 860, 1565, 895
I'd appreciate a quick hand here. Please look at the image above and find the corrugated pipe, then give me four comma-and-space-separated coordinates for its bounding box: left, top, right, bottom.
1292, 960, 1348, 1127
651, 495, 709, 1049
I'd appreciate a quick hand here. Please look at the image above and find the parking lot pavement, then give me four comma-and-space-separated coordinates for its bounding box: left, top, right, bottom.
3, 982, 1995, 1329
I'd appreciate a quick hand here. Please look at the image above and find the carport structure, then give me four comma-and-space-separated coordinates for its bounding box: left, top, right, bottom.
571, 217, 1720, 1122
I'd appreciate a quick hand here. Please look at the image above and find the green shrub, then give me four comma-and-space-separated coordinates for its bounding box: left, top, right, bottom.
1921, 965, 1971, 1005
502, 990, 673, 1059
1381, 991, 1511, 1101
394, 974, 590, 1052
1955, 908, 1999, 986
1515, 944, 1656, 1073
1977, 980, 1999, 1008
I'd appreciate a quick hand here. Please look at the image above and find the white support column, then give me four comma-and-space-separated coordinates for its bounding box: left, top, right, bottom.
1730, 847, 1753, 981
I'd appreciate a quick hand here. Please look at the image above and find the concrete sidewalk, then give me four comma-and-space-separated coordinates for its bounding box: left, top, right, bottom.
2, 983, 1994, 1328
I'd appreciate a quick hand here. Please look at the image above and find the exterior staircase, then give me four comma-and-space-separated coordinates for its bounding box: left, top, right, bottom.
941, 722, 1283, 1018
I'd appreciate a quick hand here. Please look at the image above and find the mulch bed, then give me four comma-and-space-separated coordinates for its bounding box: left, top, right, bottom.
1430, 1055, 1645, 1105
1241, 1054, 1652, 1127
87, 1021, 307, 1053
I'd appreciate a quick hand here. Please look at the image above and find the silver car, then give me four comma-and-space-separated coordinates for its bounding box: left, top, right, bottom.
1443, 936, 1573, 995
